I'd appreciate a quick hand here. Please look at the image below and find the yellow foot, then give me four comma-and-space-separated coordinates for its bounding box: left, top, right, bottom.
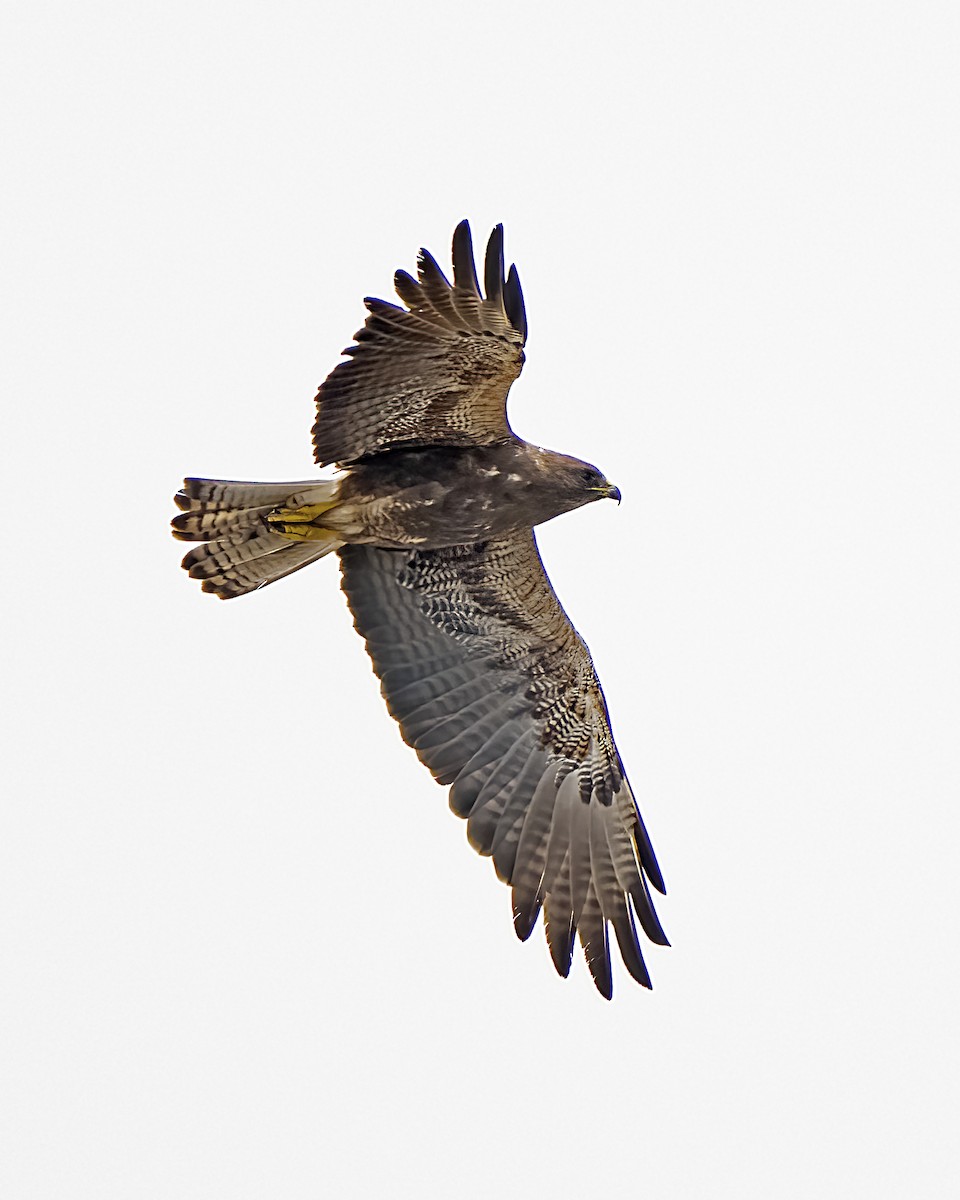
267, 501, 336, 542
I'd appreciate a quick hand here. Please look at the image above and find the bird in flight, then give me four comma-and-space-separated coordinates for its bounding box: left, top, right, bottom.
173, 221, 668, 997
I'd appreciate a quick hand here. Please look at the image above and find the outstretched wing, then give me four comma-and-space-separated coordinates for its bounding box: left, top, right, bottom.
338, 531, 668, 998
313, 221, 528, 467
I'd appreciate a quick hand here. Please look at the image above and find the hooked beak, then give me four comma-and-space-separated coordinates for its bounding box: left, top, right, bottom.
605, 483, 621, 505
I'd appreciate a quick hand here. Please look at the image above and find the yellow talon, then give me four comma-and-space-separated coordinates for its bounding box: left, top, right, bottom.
269, 502, 334, 523
270, 523, 335, 542
267, 500, 337, 542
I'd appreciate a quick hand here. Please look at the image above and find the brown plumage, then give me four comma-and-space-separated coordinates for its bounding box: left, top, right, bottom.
312, 223, 526, 465
173, 221, 668, 998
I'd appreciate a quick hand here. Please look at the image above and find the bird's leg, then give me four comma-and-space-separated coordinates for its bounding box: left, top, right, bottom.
266, 500, 337, 542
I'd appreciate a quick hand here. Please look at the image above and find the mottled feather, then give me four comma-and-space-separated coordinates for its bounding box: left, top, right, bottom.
312, 220, 527, 467
338, 531, 667, 997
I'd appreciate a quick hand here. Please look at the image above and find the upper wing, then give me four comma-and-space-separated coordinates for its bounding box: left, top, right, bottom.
312, 221, 528, 467
338, 531, 668, 998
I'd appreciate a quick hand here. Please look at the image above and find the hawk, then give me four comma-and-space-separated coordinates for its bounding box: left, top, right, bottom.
173, 221, 668, 997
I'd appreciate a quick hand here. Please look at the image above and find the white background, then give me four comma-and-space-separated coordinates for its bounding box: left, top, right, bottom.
3, 2, 959, 1196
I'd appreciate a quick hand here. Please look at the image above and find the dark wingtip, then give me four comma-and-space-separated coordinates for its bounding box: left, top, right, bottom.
484, 224, 505, 305
633, 810, 667, 895
591, 965, 614, 1001
417, 246, 450, 287
631, 880, 671, 947
610, 903, 655, 988
451, 220, 481, 295
393, 268, 421, 310
512, 898, 542, 942
504, 263, 527, 341
546, 915, 576, 978
648, 862, 667, 896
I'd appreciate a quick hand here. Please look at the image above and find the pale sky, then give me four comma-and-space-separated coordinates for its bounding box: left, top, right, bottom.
3, 2, 959, 1196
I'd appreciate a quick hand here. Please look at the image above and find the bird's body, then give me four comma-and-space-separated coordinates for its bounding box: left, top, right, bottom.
173, 222, 668, 997
282, 443, 618, 549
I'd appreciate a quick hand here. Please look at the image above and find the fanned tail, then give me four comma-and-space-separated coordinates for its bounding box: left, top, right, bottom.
172, 477, 344, 599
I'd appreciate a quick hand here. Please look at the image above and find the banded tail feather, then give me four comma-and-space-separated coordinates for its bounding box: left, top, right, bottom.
172, 477, 343, 600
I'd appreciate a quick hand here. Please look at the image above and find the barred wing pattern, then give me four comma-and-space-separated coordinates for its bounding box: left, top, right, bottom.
313, 222, 527, 467
339, 532, 668, 998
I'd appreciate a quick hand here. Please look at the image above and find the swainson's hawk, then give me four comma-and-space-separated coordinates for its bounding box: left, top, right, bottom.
173, 222, 668, 997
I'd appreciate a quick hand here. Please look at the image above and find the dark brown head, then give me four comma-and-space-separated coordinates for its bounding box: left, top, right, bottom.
521, 447, 621, 523
568, 459, 621, 506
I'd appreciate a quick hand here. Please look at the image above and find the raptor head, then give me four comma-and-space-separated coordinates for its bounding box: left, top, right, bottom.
546, 453, 621, 510
575, 461, 621, 505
